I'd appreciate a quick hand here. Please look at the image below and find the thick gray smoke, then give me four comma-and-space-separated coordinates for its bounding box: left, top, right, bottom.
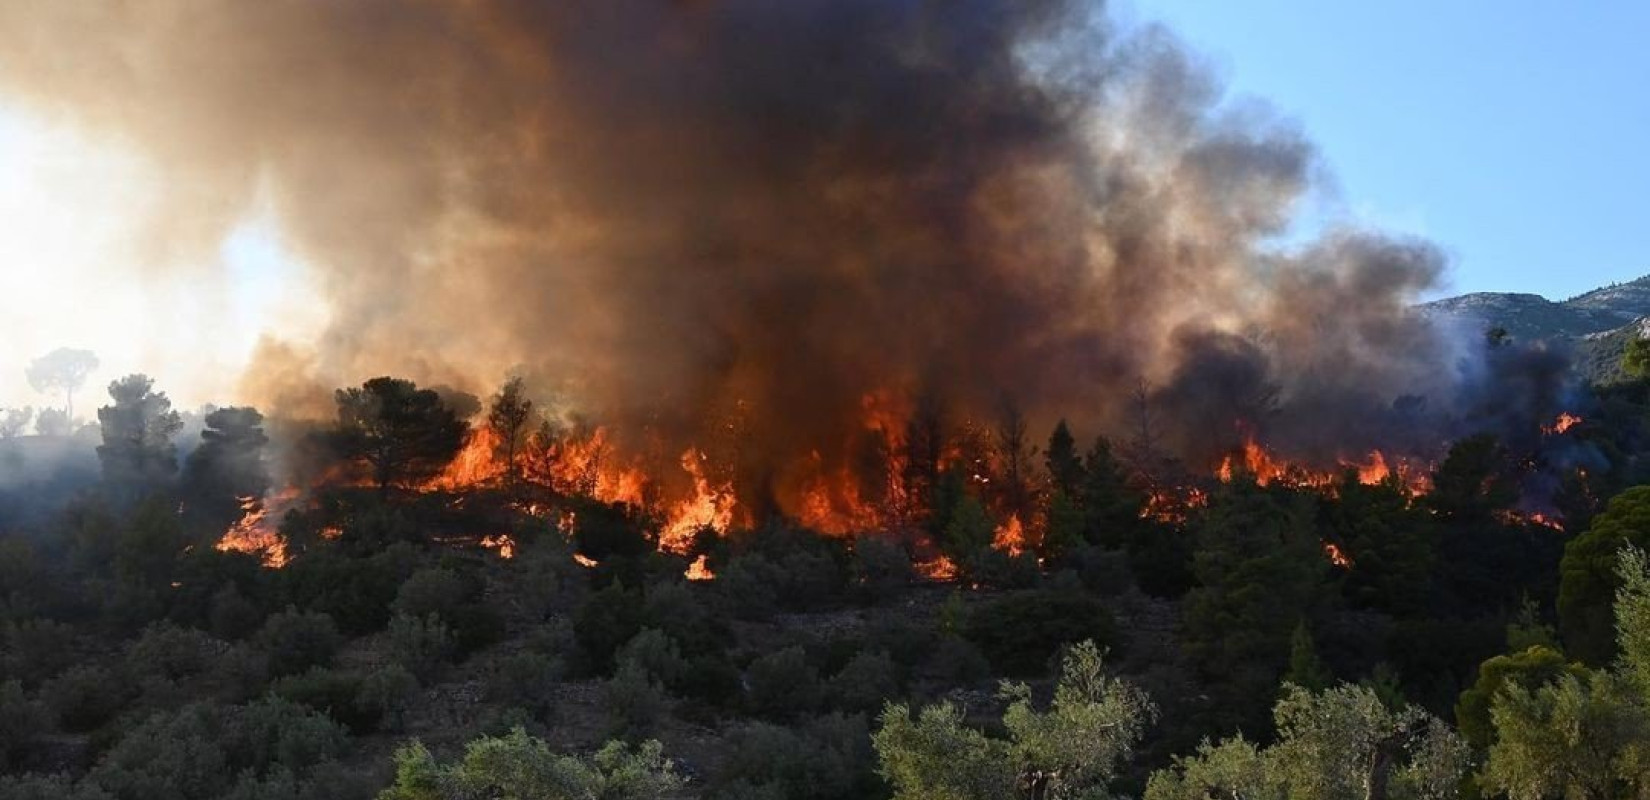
0, 0, 1475, 511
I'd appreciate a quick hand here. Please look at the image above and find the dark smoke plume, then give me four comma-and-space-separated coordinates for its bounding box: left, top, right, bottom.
0, 0, 1490, 512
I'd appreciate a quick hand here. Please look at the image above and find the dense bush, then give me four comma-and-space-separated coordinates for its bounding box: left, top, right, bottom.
964, 589, 1118, 676
255, 608, 342, 678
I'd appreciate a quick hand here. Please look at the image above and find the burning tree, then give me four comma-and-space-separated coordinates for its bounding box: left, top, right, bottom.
486, 376, 534, 489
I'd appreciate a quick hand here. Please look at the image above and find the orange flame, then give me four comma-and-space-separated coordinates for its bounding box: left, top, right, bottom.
216, 490, 298, 567
660, 448, 738, 552
914, 554, 959, 581
1544, 412, 1582, 436
992, 514, 1028, 557
1217, 435, 1431, 496
1322, 541, 1352, 569
685, 554, 715, 581
480, 533, 516, 559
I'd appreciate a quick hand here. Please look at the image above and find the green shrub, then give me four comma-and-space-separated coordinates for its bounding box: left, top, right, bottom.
255, 608, 341, 678
386, 613, 455, 683
827, 650, 900, 714
965, 589, 1117, 676
42, 664, 133, 733
746, 646, 821, 721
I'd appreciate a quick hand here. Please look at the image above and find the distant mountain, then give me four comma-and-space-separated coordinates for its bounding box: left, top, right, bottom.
1418, 274, 1650, 383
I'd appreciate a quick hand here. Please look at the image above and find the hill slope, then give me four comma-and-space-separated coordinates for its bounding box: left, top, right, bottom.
1420, 274, 1650, 383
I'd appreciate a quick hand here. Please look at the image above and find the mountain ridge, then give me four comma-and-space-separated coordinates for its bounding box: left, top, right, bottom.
1419, 274, 1650, 382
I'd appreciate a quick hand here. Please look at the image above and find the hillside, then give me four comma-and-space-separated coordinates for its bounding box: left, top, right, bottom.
1420, 274, 1650, 382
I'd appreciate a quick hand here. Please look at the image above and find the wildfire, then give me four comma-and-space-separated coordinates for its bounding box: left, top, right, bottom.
1322, 541, 1352, 569
992, 514, 1029, 557
573, 553, 599, 569
1498, 509, 1566, 532
914, 554, 960, 582
425, 425, 503, 490
480, 534, 516, 559
216, 490, 297, 568
1544, 412, 1583, 436
1216, 436, 1430, 495
659, 448, 738, 552
685, 554, 715, 581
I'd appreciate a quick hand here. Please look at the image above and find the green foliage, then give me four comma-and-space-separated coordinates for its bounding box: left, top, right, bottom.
1283, 621, 1332, 692
280, 545, 418, 635
710, 714, 879, 800
1080, 437, 1145, 548
604, 660, 668, 737
1483, 546, 1650, 799
1455, 645, 1585, 750
827, 649, 901, 714
0, 679, 48, 771
183, 406, 271, 522
126, 621, 228, 682
1041, 491, 1084, 564
90, 698, 349, 800
1624, 336, 1650, 378
849, 536, 914, 604
256, 607, 342, 678
575, 582, 647, 673
386, 613, 456, 683
271, 667, 405, 735
1559, 486, 1650, 665
874, 702, 1018, 800
746, 646, 822, 721
1148, 684, 1469, 800
1000, 641, 1156, 797
964, 589, 1117, 677
1327, 477, 1434, 617
0, 773, 116, 800
0, 618, 78, 687
378, 727, 681, 800
1617, 546, 1650, 692
1145, 737, 1277, 800
392, 566, 501, 654
95, 374, 183, 493
942, 494, 995, 566
356, 664, 419, 733
1180, 481, 1328, 730
615, 628, 689, 691
331, 377, 467, 493
481, 651, 561, 719
1482, 671, 1650, 800
1426, 434, 1519, 525
41, 663, 132, 732
874, 640, 1152, 800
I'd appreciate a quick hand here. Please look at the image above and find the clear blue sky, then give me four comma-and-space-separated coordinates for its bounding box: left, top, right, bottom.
1136, 0, 1650, 300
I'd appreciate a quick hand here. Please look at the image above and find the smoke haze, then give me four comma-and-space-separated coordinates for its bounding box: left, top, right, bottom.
0, 0, 1482, 509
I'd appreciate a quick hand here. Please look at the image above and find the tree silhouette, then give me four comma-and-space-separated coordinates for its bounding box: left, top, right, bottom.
25, 348, 98, 420
0, 407, 33, 439
1044, 420, 1084, 500
486, 377, 534, 488
96, 374, 183, 494
332, 377, 467, 494
184, 406, 271, 517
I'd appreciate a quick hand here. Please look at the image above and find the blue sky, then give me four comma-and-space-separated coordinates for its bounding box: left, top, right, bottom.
1136, 0, 1650, 299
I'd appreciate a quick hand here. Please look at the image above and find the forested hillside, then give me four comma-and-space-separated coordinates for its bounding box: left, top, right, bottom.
5, 336, 1650, 799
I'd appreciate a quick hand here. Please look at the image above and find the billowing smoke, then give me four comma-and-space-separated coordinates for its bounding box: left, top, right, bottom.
0, 0, 1488, 512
